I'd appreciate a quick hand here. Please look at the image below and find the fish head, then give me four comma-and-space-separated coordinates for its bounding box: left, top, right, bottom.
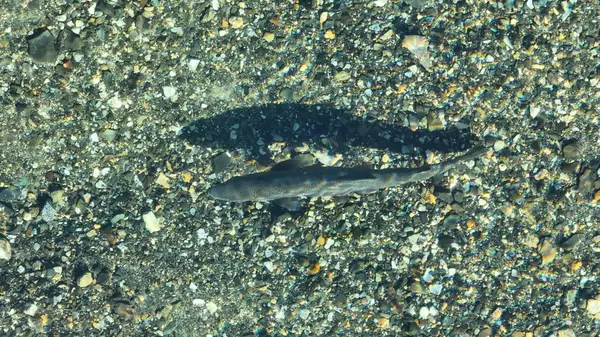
208, 177, 256, 202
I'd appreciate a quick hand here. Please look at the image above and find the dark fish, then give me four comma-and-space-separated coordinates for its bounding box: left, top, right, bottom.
209, 146, 488, 210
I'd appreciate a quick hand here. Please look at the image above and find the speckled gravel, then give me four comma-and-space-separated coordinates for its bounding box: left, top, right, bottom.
1, 0, 599, 336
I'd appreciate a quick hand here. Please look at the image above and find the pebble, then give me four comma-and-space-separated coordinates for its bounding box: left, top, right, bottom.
578, 168, 595, 197
206, 301, 218, 314
539, 239, 557, 265
162, 86, 178, 102
402, 35, 431, 68
557, 329, 576, 337
334, 71, 351, 82
560, 234, 582, 251
40, 202, 57, 223
229, 17, 243, 29
24, 303, 39, 316
493, 140, 506, 151
562, 143, 579, 160
419, 306, 430, 319
0, 237, 11, 260
77, 272, 94, 287
155, 172, 170, 189
188, 58, 200, 72
264, 261, 274, 272
27, 29, 58, 63
142, 211, 161, 233
263, 32, 275, 42
298, 309, 310, 320
100, 129, 117, 142
211, 152, 232, 174
587, 299, 600, 317
378, 316, 390, 328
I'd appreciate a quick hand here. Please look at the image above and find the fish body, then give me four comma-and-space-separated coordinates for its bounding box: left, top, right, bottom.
209, 146, 487, 208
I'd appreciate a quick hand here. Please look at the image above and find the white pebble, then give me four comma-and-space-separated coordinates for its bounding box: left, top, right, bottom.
324, 238, 335, 249
188, 58, 200, 72
493, 140, 506, 151
24, 303, 38, 316
107, 94, 123, 109
299, 309, 310, 320
419, 306, 430, 319
162, 86, 178, 102
89, 133, 99, 142
264, 261, 274, 272
0, 238, 11, 260
206, 301, 218, 314
143, 211, 161, 233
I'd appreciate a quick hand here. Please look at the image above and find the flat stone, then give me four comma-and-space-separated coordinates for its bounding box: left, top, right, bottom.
0, 238, 11, 260
77, 272, 93, 287
211, 152, 231, 174
27, 29, 59, 63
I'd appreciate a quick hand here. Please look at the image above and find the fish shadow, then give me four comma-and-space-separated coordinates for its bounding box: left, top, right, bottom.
180, 103, 477, 160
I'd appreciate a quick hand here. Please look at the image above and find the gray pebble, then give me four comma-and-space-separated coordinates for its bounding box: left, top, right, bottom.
211, 152, 232, 174
27, 29, 59, 63
562, 143, 579, 160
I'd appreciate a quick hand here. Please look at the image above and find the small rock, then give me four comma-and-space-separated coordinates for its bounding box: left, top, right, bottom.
100, 129, 117, 142
478, 327, 492, 337
24, 303, 38, 316
143, 211, 161, 233
402, 35, 431, 68
40, 202, 57, 223
188, 58, 200, 72
587, 298, 600, 316
298, 309, 310, 320
27, 29, 59, 63
562, 143, 579, 160
493, 140, 506, 152
419, 306, 430, 319
155, 172, 170, 189
578, 168, 596, 197
162, 86, 178, 102
263, 32, 275, 42
539, 239, 557, 265
63, 31, 83, 50
211, 152, 232, 174
560, 233, 582, 251
334, 71, 351, 82
229, 17, 243, 29
77, 272, 94, 287
557, 329, 576, 337
206, 301, 218, 314
114, 302, 135, 320
0, 237, 11, 260
378, 316, 390, 328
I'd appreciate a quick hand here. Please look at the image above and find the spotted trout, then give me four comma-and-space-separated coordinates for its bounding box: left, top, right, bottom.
209, 146, 488, 210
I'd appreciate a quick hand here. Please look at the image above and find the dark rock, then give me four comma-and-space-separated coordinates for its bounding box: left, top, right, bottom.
27, 28, 58, 63
211, 152, 232, 174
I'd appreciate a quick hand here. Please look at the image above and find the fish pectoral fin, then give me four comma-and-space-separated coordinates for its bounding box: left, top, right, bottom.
274, 198, 304, 211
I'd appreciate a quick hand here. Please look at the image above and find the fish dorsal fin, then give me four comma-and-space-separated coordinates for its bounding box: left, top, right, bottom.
271, 154, 316, 171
